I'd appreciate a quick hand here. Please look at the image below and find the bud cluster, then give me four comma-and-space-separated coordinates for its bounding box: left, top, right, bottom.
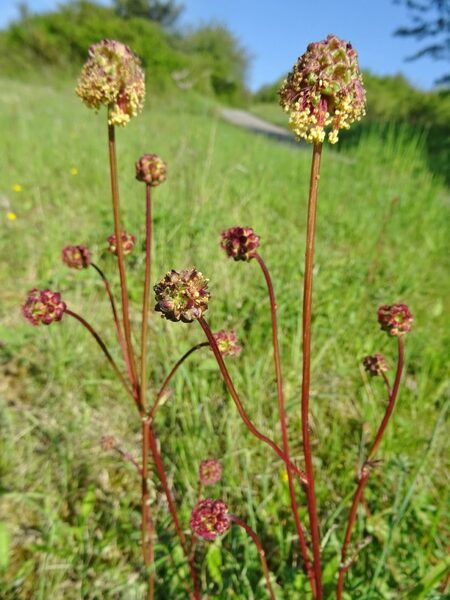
212, 330, 242, 357
190, 499, 230, 540
107, 232, 136, 256
199, 459, 223, 486
377, 304, 413, 337
62, 245, 92, 269
220, 227, 260, 261
22, 289, 66, 326
135, 154, 167, 187
363, 353, 389, 376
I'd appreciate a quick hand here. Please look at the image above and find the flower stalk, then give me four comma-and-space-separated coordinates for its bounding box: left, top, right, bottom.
107, 123, 139, 399
254, 252, 315, 589
198, 315, 308, 485
336, 336, 405, 597
300, 141, 323, 598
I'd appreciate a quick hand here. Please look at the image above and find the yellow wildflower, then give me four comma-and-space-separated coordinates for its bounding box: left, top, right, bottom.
70, 167, 78, 176
12, 184, 23, 192
7, 212, 17, 221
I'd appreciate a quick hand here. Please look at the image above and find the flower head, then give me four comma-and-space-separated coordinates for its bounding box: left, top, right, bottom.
100, 435, 116, 451
279, 34, 366, 144
12, 184, 22, 193
22, 289, 66, 326
76, 39, 145, 126
220, 227, 260, 261
212, 330, 242, 357
363, 353, 389, 376
199, 459, 223, 486
378, 304, 413, 336
62, 245, 92, 269
135, 154, 167, 186
7, 212, 17, 221
154, 268, 210, 323
107, 232, 136, 255
190, 499, 230, 540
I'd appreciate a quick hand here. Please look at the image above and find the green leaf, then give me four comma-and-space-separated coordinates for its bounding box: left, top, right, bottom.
0, 522, 10, 571
406, 558, 450, 599
206, 542, 223, 586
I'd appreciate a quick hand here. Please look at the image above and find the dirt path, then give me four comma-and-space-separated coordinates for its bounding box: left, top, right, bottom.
219, 107, 297, 145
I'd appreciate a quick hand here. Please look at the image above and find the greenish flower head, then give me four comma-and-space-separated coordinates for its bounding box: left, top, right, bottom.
76, 39, 145, 126
154, 268, 210, 323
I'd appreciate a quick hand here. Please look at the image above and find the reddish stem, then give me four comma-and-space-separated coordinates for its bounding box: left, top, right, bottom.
198, 316, 308, 485
336, 337, 405, 598
149, 343, 209, 421
141, 419, 155, 599
146, 423, 201, 599
107, 123, 139, 399
300, 141, 323, 598
229, 515, 276, 600
65, 309, 136, 405
255, 253, 315, 592
140, 184, 153, 413
91, 262, 131, 381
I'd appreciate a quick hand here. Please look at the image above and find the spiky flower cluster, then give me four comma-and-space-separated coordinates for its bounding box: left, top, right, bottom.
279, 34, 366, 144
76, 39, 145, 126
22, 289, 66, 326
213, 330, 242, 357
190, 499, 230, 540
378, 304, 413, 337
363, 353, 389, 376
199, 459, 223, 486
154, 268, 210, 323
107, 232, 136, 255
135, 154, 167, 186
220, 227, 260, 261
62, 245, 92, 269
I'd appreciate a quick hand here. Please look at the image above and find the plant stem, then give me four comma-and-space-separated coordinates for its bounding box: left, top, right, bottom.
198, 316, 308, 485
107, 122, 139, 399
91, 262, 130, 377
300, 141, 323, 598
65, 309, 136, 404
229, 515, 276, 600
149, 343, 209, 421
141, 418, 155, 600
336, 337, 405, 598
140, 184, 153, 413
146, 422, 201, 599
255, 253, 315, 592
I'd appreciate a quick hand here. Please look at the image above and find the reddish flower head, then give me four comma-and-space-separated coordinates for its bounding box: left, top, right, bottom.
378, 304, 413, 336
100, 435, 116, 451
363, 353, 389, 376
199, 459, 223, 486
107, 232, 136, 255
22, 289, 66, 326
212, 330, 242, 357
190, 499, 230, 540
154, 268, 210, 323
135, 153, 167, 186
279, 34, 366, 144
62, 245, 92, 269
220, 227, 260, 261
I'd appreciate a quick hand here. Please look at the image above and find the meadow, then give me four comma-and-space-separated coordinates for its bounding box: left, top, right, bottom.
0, 77, 449, 598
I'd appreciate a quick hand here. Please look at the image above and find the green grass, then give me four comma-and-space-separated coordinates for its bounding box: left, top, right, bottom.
0, 77, 449, 599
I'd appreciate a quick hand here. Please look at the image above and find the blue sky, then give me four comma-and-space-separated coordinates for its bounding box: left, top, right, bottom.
0, 0, 446, 91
